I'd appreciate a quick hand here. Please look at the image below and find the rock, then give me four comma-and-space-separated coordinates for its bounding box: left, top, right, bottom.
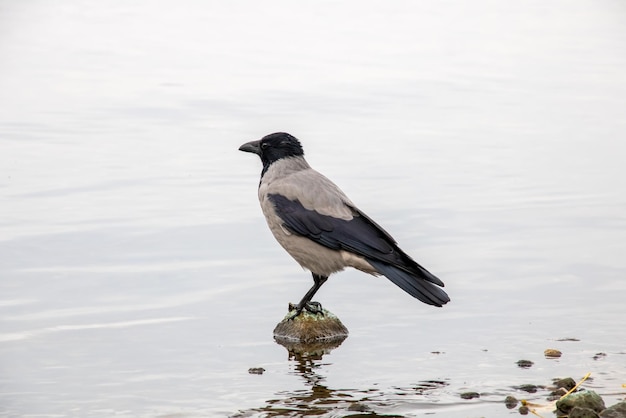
516, 384, 539, 393
347, 403, 371, 412
554, 377, 577, 391
519, 405, 530, 415
593, 352, 607, 361
569, 406, 601, 418
547, 393, 564, 402
549, 377, 577, 399
600, 401, 626, 418
460, 391, 480, 400
248, 367, 265, 375
504, 395, 518, 409
273, 305, 349, 343
556, 390, 606, 416
517, 359, 534, 368
545, 348, 562, 358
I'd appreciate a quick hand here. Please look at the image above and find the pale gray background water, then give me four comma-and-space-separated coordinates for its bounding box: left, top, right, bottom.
1, 1, 625, 417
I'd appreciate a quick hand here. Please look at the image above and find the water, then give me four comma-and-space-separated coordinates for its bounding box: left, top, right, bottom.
2, 1, 626, 417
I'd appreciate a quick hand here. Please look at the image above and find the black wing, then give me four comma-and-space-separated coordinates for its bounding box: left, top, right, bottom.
268, 193, 446, 289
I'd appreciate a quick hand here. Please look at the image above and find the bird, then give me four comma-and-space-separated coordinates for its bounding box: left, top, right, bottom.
239, 132, 450, 318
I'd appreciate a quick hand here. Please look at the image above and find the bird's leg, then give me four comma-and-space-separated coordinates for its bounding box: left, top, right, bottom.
288, 273, 328, 319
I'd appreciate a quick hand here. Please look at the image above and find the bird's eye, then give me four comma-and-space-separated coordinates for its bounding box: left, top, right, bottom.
261, 142, 269, 150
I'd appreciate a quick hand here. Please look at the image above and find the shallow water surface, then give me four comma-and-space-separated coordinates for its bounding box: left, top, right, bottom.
1, 1, 626, 417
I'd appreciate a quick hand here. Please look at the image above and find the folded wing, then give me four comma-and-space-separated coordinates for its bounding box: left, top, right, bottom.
268, 193, 450, 306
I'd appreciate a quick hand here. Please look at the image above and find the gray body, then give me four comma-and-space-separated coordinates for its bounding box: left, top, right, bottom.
259, 156, 375, 277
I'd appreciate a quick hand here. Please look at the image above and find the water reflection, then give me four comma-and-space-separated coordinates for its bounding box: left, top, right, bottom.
235, 340, 456, 417
236, 350, 388, 417
274, 336, 347, 358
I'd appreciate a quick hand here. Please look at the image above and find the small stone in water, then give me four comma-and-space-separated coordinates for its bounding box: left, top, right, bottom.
544, 348, 562, 358
519, 405, 530, 415
592, 352, 607, 360
460, 391, 480, 400
504, 395, 518, 409
347, 403, 371, 412
553, 377, 577, 391
517, 359, 534, 368
548, 387, 568, 400
516, 384, 539, 393
248, 367, 265, 375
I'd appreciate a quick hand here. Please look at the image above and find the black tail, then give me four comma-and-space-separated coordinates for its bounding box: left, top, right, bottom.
367, 259, 450, 307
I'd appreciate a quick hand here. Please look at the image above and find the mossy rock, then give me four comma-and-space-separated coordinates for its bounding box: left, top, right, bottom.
556, 390, 606, 415
273, 305, 348, 343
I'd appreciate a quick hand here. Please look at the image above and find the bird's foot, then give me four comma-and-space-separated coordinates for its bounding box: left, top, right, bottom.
304, 301, 324, 315
287, 301, 325, 320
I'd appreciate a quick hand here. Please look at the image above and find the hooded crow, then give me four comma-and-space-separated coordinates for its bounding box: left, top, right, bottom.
239, 132, 450, 317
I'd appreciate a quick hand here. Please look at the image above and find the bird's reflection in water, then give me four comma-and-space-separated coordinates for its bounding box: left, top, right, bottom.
276, 336, 345, 401
233, 337, 422, 417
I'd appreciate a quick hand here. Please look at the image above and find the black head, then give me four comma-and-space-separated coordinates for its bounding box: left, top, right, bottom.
239, 132, 304, 168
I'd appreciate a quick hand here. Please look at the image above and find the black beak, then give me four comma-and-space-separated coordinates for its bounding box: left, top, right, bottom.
239, 140, 261, 155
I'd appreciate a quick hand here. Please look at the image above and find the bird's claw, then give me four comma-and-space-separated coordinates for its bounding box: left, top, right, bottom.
304, 301, 324, 315
287, 301, 325, 320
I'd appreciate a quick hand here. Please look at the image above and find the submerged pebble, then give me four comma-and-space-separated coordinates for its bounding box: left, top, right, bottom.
517, 359, 534, 368
553, 377, 577, 391
347, 403, 371, 412
504, 395, 518, 409
547, 388, 568, 401
515, 384, 540, 393
460, 391, 480, 400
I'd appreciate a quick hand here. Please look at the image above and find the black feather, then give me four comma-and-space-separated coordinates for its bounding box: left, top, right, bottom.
268, 193, 448, 303
367, 259, 450, 306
